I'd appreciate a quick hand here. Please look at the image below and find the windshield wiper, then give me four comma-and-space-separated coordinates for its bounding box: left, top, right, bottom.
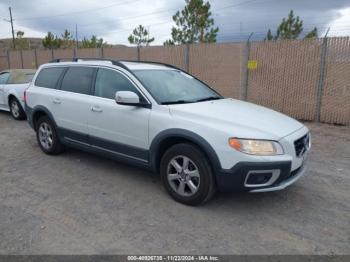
195, 96, 222, 102
161, 100, 194, 105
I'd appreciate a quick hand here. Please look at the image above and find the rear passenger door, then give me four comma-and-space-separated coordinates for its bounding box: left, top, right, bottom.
0, 72, 10, 107
53, 66, 96, 144
88, 67, 151, 162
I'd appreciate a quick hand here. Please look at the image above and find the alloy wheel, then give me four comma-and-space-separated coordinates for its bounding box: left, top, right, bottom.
167, 155, 200, 197
38, 122, 53, 150
11, 101, 20, 118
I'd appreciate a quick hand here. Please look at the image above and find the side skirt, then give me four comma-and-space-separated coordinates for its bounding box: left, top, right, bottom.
58, 128, 152, 171
0, 105, 10, 112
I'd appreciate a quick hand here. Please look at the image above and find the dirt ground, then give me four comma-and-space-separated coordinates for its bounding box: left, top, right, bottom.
0, 111, 349, 255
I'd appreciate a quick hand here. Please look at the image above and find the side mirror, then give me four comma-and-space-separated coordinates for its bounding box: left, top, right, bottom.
115, 91, 140, 106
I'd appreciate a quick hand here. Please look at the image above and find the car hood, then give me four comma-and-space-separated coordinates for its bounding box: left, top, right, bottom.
168, 98, 304, 139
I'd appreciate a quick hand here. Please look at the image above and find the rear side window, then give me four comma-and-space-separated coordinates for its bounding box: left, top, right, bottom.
61, 67, 95, 95
35, 67, 66, 89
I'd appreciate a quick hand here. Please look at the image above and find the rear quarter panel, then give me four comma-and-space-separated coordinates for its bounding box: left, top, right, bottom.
5, 83, 30, 108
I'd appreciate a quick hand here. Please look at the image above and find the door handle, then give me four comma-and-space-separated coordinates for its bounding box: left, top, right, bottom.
52, 98, 62, 104
91, 106, 103, 112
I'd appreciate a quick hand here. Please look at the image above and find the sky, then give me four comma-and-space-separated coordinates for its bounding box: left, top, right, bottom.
0, 0, 349, 46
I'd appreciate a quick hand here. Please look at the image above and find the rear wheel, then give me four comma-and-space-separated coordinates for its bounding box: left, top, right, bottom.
160, 143, 216, 206
9, 98, 26, 120
36, 116, 64, 155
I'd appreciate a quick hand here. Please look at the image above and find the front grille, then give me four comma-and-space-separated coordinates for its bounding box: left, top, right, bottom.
294, 133, 309, 157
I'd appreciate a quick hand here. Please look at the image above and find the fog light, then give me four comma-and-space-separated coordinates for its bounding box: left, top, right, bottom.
244, 169, 281, 187
246, 172, 272, 185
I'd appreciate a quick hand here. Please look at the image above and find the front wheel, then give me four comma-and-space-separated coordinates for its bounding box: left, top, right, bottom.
160, 143, 216, 206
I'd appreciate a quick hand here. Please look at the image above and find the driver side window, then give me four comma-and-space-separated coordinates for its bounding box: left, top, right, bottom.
0, 72, 10, 84
94, 68, 141, 100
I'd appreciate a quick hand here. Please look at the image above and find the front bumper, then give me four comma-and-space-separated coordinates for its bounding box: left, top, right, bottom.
216, 160, 306, 192
249, 164, 306, 192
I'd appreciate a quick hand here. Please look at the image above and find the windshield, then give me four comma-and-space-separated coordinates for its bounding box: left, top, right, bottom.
133, 69, 222, 104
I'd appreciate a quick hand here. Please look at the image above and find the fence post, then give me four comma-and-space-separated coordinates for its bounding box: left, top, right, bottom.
20, 50, 24, 69
185, 43, 190, 73
241, 33, 253, 101
34, 49, 38, 68
315, 37, 329, 122
137, 46, 140, 61
101, 47, 104, 58
6, 50, 10, 69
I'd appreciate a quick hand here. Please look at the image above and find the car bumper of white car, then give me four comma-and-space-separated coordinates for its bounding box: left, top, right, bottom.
215, 159, 307, 192
249, 164, 306, 193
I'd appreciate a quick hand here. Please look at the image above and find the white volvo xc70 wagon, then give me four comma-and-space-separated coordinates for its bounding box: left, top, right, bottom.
25, 58, 311, 205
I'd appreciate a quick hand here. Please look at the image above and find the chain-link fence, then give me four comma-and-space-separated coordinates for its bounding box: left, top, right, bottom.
0, 37, 349, 125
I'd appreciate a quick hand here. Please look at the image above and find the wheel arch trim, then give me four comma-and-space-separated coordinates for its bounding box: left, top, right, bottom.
149, 129, 222, 173
30, 105, 58, 130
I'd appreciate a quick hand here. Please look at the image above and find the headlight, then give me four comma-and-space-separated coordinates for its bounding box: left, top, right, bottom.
228, 138, 284, 155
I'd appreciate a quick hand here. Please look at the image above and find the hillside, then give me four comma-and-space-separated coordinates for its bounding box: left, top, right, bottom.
0, 38, 44, 53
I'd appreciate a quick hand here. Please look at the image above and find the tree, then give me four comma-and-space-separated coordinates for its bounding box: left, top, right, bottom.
163, 39, 175, 46
265, 29, 273, 41
42, 32, 62, 49
16, 31, 24, 38
61, 29, 74, 48
275, 10, 303, 40
164, 0, 219, 45
42, 32, 54, 48
15, 31, 30, 50
266, 10, 318, 40
128, 25, 154, 46
81, 35, 105, 48
304, 27, 318, 39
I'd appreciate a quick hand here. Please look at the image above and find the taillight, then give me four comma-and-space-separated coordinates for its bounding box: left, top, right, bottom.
24, 89, 28, 104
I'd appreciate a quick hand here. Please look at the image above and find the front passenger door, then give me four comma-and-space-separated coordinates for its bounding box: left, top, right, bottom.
88, 68, 151, 162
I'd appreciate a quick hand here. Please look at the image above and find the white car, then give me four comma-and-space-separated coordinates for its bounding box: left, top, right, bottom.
25, 59, 311, 205
0, 69, 36, 120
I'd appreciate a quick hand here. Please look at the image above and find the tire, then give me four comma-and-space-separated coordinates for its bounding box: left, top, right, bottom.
160, 143, 216, 206
36, 116, 64, 155
9, 97, 26, 120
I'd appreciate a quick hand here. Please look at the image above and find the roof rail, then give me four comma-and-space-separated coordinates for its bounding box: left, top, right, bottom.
120, 60, 181, 70
50, 57, 130, 71
51, 58, 182, 71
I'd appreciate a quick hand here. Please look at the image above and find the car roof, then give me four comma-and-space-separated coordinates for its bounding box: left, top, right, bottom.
42, 60, 176, 71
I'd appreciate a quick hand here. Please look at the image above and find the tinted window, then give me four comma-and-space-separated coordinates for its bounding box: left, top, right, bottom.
61, 67, 95, 95
0, 72, 10, 84
35, 67, 66, 89
94, 68, 139, 99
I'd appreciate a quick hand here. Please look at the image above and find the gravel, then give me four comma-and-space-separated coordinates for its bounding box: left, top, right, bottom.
0, 111, 349, 255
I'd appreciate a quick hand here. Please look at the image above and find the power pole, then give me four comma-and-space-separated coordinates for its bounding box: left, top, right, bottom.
75, 24, 78, 49
3, 7, 16, 49
9, 7, 15, 49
